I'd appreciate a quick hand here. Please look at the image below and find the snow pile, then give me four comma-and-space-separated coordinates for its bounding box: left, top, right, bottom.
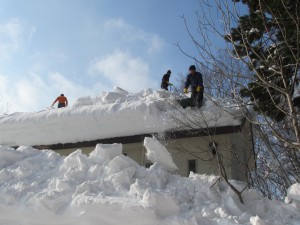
0, 137, 299, 225
0, 88, 243, 147
144, 136, 178, 172
287, 183, 300, 202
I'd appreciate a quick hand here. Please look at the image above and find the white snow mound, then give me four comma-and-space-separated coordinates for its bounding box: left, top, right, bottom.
0, 140, 299, 225
144, 137, 178, 172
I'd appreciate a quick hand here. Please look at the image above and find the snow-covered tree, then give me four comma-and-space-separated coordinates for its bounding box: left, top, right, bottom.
228, 0, 300, 122
176, 0, 300, 199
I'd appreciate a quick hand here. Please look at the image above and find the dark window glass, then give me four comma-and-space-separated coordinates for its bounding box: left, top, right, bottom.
188, 159, 197, 174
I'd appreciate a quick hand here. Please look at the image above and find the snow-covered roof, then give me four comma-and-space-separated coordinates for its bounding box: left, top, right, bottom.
0, 87, 244, 147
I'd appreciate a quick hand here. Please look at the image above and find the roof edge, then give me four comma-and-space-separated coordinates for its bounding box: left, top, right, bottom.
32, 124, 243, 150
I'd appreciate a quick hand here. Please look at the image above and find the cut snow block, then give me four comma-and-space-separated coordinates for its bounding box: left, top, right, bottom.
113, 86, 129, 95
144, 137, 178, 172
143, 190, 179, 218
90, 143, 123, 162
287, 183, 300, 202
72, 96, 94, 107
102, 92, 123, 104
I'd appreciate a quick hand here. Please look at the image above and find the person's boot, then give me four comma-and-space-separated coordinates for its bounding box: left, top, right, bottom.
198, 101, 202, 108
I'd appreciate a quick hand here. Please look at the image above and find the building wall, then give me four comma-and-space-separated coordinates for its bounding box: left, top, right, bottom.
228, 120, 254, 181
53, 124, 254, 182
162, 136, 228, 177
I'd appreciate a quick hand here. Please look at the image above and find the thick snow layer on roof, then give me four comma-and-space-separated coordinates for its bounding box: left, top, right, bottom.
0, 87, 244, 146
0, 139, 299, 225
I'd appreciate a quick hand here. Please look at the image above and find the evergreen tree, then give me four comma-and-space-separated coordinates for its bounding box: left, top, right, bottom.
226, 0, 300, 121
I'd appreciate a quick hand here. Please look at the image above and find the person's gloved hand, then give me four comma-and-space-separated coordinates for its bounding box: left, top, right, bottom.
184, 88, 188, 93
196, 86, 201, 92
168, 83, 173, 86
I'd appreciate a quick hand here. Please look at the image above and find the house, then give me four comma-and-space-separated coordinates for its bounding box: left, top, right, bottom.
0, 88, 254, 182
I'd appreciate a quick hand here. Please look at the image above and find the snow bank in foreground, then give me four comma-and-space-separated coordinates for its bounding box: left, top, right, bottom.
0, 138, 299, 225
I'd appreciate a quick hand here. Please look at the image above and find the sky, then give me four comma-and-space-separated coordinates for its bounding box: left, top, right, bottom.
0, 0, 228, 113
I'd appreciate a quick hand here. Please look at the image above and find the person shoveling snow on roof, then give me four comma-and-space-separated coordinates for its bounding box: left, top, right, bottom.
161, 69, 173, 91
52, 94, 68, 108
179, 65, 204, 109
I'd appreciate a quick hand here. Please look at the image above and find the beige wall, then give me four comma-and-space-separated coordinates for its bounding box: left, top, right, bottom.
163, 136, 227, 177
228, 120, 255, 181
163, 123, 253, 181
53, 122, 254, 182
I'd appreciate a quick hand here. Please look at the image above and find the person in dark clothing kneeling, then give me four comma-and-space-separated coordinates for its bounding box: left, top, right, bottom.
180, 65, 204, 108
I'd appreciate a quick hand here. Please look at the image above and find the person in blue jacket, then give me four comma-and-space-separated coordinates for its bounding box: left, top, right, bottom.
182, 65, 204, 108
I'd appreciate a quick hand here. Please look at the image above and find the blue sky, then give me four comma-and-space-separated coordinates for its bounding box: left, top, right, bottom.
0, 0, 227, 112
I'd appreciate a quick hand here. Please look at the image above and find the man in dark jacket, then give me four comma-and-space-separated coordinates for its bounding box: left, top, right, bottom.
181, 65, 204, 108
161, 70, 172, 90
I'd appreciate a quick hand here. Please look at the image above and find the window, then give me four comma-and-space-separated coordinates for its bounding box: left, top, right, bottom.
188, 159, 197, 174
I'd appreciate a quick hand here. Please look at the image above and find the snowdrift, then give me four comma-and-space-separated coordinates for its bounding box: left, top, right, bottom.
0, 138, 299, 225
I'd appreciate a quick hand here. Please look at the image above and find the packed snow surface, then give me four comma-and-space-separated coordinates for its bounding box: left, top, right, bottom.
0, 138, 299, 225
0, 88, 243, 146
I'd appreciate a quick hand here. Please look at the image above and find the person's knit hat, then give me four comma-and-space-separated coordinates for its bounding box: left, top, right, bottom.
189, 65, 196, 71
